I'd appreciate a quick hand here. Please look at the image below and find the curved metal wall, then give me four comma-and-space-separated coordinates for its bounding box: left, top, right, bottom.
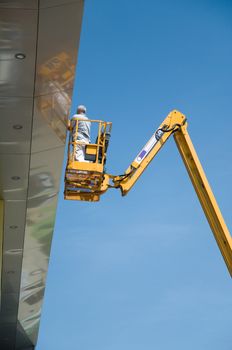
0, 1, 84, 348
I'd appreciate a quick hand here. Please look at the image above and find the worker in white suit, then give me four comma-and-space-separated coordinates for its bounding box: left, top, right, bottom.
71, 105, 90, 161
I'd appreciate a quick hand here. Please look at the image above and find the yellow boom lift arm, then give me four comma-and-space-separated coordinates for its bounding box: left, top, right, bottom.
64, 110, 232, 276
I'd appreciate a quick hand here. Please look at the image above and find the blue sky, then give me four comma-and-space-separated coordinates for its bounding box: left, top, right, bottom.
37, 0, 232, 349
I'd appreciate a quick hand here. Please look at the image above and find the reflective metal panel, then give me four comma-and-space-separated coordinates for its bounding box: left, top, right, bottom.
31, 89, 72, 153
0, 154, 30, 200
18, 147, 68, 343
16, 321, 34, 349
1, 268, 21, 295
0, 323, 16, 349
2, 251, 23, 273
0, 200, 27, 342
0, 0, 84, 348
0, 97, 33, 154
19, 282, 43, 344
0, 1, 38, 9
18, 145, 65, 344
0, 293, 18, 323
40, 0, 81, 9
35, 2, 83, 96
3, 200, 27, 251
0, 9, 37, 97
0, 201, 3, 295
28, 147, 64, 197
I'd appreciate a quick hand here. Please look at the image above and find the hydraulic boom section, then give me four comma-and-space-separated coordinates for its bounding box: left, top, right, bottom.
112, 110, 187, 195
64, 110, 232, 276
112, 110, 232, 276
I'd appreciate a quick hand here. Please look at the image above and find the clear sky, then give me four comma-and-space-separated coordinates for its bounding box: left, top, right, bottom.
37, 0, 232, 349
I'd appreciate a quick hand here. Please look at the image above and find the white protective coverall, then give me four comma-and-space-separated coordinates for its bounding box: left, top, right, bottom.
72, 113, 91, 161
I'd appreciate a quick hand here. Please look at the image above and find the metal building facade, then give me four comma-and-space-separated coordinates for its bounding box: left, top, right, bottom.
0, 1, 84, 348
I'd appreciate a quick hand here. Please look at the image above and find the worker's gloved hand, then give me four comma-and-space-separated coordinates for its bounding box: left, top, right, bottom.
67, 120, 71, 131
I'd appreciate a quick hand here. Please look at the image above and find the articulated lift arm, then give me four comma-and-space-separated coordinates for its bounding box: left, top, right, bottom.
65, 109, 232, 276
110, 110, 232, 276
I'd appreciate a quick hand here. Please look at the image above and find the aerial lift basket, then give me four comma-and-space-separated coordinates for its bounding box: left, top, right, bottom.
64, 118, 112, 201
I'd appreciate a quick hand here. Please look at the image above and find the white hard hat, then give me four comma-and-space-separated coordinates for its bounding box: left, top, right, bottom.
77, 105, 87, 113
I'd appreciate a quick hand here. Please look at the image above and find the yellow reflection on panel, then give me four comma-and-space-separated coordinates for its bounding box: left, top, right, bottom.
38, 52, 75, 142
